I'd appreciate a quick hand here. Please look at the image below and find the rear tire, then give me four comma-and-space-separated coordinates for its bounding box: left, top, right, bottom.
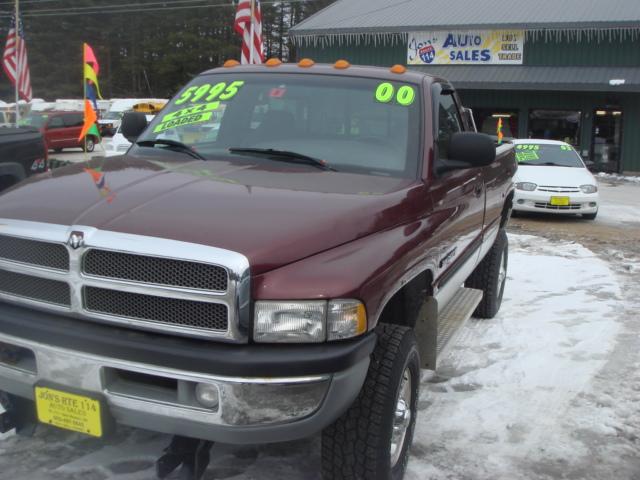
465, 228, 508, 319
583, 211, 597, 220
321, 324, 420, 480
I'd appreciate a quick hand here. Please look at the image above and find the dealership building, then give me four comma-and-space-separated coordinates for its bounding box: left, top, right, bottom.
291, 0, 640, 173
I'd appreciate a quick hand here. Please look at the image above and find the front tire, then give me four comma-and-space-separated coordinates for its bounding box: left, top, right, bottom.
321, 324, 420, 480
583, 211, 598, 220
465, 228, 508, 318
83, 136, 96, 152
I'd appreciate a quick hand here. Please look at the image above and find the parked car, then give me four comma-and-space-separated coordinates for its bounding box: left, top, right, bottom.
0, 63, 516, 480
0, 126, 47, 192
0, 110, 15, 128
104, 115, 155, 157
512, 139, 599, 219
22, 111, 98, 153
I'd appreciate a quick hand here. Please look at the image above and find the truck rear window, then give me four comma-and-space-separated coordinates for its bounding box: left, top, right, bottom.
138, 73, 422, 178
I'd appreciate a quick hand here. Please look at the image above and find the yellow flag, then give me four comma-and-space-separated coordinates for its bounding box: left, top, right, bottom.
84, 63, 103, 99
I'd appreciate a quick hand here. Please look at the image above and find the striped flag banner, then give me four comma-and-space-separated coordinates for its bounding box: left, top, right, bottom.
234, 0, 264, 64
2, 14, 32, 101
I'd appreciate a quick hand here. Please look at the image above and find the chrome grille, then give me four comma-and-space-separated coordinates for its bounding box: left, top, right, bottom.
0, 219, 250, 342
83, 249, 228, 292
534, 202, 582, 210
0, 269, 70, 306
0, 234, 69, 271
84, 287, 228, 331
537, 186, 580, 193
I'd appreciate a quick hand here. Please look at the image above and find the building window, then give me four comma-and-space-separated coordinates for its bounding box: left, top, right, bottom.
528, 110, 582, 146
473, 109, 519, 140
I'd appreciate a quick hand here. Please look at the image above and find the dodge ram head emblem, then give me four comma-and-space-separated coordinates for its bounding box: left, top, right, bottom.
68, 231, 85, 249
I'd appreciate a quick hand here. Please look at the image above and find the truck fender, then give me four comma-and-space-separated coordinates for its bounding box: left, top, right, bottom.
414, 296, 438, 369
0, 163, 26, 182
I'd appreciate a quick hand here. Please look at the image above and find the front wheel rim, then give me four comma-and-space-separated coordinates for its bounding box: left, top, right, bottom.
390, 367, 412, 467
498, 249, 507, 289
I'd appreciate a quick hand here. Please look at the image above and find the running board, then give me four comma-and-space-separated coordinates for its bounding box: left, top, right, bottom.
436, 287, 483, 361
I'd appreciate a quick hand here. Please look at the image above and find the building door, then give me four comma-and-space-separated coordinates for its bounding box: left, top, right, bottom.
591, 109, 623, 173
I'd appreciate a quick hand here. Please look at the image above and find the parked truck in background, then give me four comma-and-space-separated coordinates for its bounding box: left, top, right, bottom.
0, 127, 48, 193
0, 63, 515, 480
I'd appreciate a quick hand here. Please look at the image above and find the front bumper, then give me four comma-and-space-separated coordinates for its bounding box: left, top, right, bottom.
513, 189, 598, 214
0, 303, 374, 444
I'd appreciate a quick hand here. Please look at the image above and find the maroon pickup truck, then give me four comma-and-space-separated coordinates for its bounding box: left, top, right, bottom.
0, 63, 515, 480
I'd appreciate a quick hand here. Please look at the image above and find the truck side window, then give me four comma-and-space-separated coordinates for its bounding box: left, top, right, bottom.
437, 93, 462, 160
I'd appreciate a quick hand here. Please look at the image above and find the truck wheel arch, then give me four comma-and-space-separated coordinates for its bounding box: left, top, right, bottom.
377, 270, 438, 369
0, 163, 26, 192
501, 190, 514, 228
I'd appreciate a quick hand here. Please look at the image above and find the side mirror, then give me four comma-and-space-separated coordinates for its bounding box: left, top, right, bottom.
436, 132, 496, 175
450, 132, 496, 166
121, 112, 148, 143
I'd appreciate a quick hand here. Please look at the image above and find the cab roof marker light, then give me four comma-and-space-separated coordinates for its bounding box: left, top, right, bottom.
298, 58, 315, 68
223, 59, 240, 68
390, 64, 406, 74
333, 59, 350, 69
265, 58, 282, 67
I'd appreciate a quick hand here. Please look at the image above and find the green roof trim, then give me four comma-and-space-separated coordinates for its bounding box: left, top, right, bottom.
291, 0, 640, 45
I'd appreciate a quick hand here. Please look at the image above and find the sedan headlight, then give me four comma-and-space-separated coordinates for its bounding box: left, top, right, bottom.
254, 300, 367, 343
580, 184, 598, 194
516, 182, 537, 191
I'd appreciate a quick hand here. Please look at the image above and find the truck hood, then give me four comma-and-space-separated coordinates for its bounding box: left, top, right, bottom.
0, 155, 422, 274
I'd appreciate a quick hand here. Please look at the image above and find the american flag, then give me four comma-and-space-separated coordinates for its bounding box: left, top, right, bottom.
234, 0, 264, 64
2, 15, 32, 101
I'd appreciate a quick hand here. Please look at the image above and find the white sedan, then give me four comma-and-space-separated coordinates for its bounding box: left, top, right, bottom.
512, 139, 599, 220
104, 114, 156, 157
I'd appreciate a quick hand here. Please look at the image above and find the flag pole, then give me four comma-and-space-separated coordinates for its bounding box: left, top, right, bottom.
249, 0, 255, 64
82, 43, 88, 159
14, 0, 20, 127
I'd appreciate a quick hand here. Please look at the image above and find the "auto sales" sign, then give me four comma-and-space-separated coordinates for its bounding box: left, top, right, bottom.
407, 30, 524, 65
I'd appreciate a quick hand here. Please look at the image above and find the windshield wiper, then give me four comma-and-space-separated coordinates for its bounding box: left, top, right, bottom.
228, 147, 337, 171
136, 139, 206, 160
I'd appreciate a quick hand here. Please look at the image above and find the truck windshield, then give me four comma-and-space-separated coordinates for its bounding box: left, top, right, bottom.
137, 73, 422, 178
515, 144, 585, 168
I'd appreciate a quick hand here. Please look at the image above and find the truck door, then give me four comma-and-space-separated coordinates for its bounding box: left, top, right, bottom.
428, 84, 484, 298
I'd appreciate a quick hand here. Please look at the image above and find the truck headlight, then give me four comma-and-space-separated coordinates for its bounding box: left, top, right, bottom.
580, 184, 598, 194
254, 300, 367, 343
516, 182, 537, 191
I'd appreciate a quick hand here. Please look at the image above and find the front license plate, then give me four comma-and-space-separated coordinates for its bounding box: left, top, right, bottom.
35, 386, 103, 437
550, 196, 570, 206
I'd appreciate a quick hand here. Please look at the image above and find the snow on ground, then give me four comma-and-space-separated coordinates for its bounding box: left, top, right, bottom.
0, 234, 638, 480
597, 172, 640, 184
407, 234, 639, 480
596, 182, 640, 226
